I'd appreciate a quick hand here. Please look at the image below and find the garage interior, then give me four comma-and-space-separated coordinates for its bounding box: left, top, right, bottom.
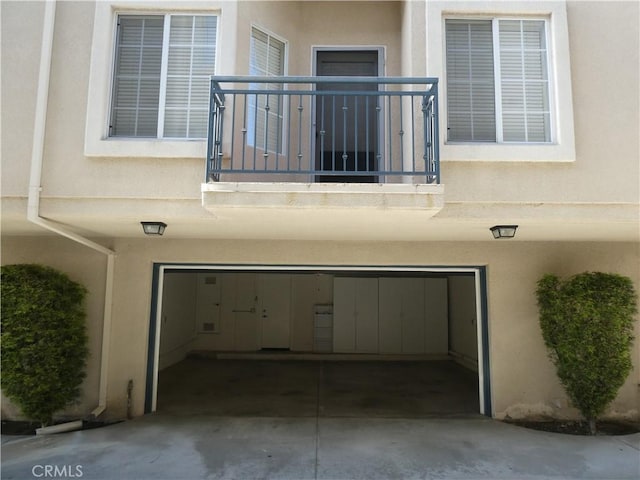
154, 270, 482, 417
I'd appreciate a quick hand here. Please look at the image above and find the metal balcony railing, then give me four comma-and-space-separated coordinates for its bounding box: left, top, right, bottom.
206, 76, 439, 184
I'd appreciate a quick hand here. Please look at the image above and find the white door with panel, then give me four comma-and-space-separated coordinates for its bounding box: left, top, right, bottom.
377, 277, 449, 354
378, 278, 426, 354
259, 274, 292, 349
196, 273, 221, 334
233, 274, 259, 351
333, 277, 379, 353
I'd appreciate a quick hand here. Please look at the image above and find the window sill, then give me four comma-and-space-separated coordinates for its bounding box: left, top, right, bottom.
427, 1, 575, 165
84, 137, 207, 159
85, 1, 228, 161
441, 141, 575, 163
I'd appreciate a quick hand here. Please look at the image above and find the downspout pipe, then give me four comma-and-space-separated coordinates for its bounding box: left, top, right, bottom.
26, 0, 114, 420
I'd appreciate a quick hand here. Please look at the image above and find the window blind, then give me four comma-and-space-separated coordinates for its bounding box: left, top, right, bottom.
445, 18, 551, 143
164, 15, 217, 138
445, 20, 496, 142
249, 27, 285, 154
249, 28, 285, 77
110, 14, 217, 139
498, 20, 550, 142
111, 16, 164, 137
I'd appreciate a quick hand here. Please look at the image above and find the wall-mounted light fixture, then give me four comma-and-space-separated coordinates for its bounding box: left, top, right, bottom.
141, 222, 167, 236
490, 225, 518, 239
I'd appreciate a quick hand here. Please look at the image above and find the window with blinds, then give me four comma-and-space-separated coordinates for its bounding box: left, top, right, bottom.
110, 14, 217, 139
248, 27, 286, 154
445, 18, 551, 143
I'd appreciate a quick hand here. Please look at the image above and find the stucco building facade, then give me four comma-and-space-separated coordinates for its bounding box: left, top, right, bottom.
1, 0, 638, 422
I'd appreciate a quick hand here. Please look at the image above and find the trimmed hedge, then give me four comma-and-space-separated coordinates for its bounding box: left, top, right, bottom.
1, 264, 89, 426
537, 272, 637, 433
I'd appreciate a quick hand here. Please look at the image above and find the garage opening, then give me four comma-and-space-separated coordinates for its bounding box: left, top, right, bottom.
146, 266, 490, 417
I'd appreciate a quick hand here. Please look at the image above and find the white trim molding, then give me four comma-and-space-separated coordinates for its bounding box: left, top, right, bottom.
84, 1, 231, 158
427, 0, 575, 162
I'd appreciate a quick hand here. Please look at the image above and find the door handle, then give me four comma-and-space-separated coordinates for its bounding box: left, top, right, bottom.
232, 307, 255, 313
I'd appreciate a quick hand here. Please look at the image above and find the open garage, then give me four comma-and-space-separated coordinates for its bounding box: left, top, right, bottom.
146, 267, 489, 417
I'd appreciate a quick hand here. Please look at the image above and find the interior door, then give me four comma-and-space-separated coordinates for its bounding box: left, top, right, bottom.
315, 50, 380, 182
333, 277, 379, 353
354, 277, 379, 352
333, 277, 356, 352
233, 274, 258, 351
196, 273, 221, 334
259, 274, 292, 349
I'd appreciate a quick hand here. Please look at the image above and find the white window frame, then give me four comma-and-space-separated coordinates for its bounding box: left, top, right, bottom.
427, 1, 575, 162
84, 2, 225, 158
493, 18, 553, 144
109, 13, 218, 140
247, 25, 289, 155
445, 17, 553, 144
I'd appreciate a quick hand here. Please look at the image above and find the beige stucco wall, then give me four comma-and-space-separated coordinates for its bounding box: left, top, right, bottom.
234, 0, 403, 76
4, 0, 637, 206
439, 0, 640, 204
7, 237, 624, 421
1, 1, 46, 199
401, 0, 426, 78
1, 0, 638, 424
138, 239, 640, 420
1, 237, 638, 421
0, 236, 108, 421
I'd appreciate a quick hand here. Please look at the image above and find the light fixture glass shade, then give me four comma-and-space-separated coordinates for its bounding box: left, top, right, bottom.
141, 222, 167, 236
490, 225, 518, 239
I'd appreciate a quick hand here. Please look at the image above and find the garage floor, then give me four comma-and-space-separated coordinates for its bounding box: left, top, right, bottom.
157, 357, 479, 417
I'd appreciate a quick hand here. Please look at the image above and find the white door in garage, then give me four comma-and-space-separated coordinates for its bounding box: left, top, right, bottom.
333, 277, 379, 353
234, 274, 259, 351
379, 278, 425, 353
259, 274, 292, 349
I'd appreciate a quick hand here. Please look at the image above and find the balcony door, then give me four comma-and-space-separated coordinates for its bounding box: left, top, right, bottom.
315, 50, 381, 182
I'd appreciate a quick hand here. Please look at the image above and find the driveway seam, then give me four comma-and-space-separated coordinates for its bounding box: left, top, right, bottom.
615, 435, 640, 451
314, 362, 323, 480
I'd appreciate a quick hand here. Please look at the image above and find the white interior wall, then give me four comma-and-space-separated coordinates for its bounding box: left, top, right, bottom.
378, 277, 449, 354
291, 274, 334, 351
158, 273, 197, 370
424, 278, 449, 354
180, 272, 451, 355
191, 273, 258, 351
190, 272, 335, 352
448, 276, 479, 370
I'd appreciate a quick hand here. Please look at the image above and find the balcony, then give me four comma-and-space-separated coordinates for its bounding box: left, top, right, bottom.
202, 76, 444, 232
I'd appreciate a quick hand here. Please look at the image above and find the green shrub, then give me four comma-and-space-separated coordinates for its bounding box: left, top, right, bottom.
536, 272, 637, 434
1, 264, 89, 427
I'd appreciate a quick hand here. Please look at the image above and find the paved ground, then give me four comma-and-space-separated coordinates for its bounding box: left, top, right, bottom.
2, 414, 639, 480
157, 358, 479, 417
3, 360, 639, 479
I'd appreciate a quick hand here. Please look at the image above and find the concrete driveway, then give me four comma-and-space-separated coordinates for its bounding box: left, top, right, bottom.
2, 414, 639, 480
156, 359, 479, 417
